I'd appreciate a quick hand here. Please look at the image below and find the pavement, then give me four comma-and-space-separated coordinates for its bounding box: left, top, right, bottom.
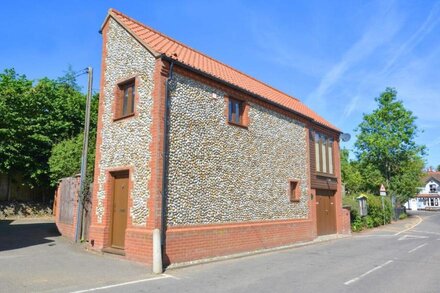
358, 213, 423, 235
1, 211, 439, 292
0, 218, 149, 293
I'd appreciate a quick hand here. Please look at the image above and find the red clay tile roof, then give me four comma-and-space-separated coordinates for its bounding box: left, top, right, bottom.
105, 9, 340, 132
424, 172, 440, 183
416, 194, 440, 198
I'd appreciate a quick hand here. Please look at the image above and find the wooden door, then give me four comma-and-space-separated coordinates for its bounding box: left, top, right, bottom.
111, 173, 129, 249
316, 189, 336, 236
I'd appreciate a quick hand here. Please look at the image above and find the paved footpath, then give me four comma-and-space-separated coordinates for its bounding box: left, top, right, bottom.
0, 218, 149, 293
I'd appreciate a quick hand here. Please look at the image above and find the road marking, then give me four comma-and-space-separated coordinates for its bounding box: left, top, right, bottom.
344, 260, 393, 285
163, 273, 181, 280
408, 243, 428, 253
398, 234, 429, 241
412, 230, 440, 236
69, 275, 174, 293
394, 215, 423, 236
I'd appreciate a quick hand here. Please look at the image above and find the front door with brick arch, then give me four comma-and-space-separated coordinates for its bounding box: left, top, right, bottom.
111, 172, 129, 249
316, 189, 337, 236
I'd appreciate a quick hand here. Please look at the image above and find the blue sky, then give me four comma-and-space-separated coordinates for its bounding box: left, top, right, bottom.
1, 0, 439, 167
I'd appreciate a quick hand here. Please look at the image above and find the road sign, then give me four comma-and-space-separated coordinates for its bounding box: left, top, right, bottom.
380, 184, 386, 196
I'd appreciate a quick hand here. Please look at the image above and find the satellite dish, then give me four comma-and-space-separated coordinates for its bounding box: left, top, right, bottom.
341, 133, 351, 142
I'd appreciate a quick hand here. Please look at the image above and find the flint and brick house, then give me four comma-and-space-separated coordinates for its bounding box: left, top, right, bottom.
88, 8, 351, 267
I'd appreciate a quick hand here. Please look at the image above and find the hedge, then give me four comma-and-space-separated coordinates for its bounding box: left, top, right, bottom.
343, 194, 393, 232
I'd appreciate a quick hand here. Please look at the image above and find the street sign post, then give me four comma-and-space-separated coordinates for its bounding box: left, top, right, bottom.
380, 184, 386, 225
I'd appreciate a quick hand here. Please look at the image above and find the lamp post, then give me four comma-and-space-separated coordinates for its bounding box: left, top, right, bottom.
380, 184, 387, 225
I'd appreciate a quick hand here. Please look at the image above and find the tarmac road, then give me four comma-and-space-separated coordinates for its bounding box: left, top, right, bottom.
1, 211, 439, 293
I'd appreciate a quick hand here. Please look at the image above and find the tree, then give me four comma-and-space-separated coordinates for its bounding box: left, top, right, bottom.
340, 148, 363, 194
436, 165, 440, 172
0, 68, 89, 198
341, 148, 385, 195
355, 88, 425, 203
0, 69, 33, 178
48, 93, 99, 186
48, 131, 96, 187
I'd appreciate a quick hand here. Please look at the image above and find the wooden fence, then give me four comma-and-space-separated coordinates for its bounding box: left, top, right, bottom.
0, 173, 49, 202
54, 176, 93, 241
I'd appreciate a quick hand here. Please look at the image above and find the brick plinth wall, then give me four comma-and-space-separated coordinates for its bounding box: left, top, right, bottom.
124, 229, 153, 263
164, 219, 315, 265
341, 207, 351, 235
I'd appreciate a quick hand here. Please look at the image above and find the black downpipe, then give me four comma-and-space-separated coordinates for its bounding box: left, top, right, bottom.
161, 60, 174, 260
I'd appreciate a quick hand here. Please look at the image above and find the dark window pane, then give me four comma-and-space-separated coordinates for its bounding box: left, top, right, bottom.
122, 88, 128, 116
228, 100, 233, 122
121, 83, 135, 116
127, 86, 134, 114
235, 101, 240, 124
228, 98, 242, 125
131, 85, 135, 113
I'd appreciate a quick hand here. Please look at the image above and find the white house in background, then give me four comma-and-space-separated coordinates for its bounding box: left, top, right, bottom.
405, 171, 440, 210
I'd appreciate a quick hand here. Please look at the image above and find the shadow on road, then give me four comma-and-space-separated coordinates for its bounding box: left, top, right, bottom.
0, 220, 60, 251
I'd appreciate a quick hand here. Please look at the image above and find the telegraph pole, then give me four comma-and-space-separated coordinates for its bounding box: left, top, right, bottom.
74, 67, 93, 243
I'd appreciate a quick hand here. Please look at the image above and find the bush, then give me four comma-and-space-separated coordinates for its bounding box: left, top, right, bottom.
48, 131, 96, 187
343, 193, 392, 232
342, 196, 363, 232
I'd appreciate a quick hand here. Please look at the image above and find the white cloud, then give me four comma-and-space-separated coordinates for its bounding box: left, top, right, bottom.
381, 2, 440, 75
248, 12, 331, 78
307, 2, 404, 110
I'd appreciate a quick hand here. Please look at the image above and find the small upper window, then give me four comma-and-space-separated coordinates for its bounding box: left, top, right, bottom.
429, 184, 437, 193
115, 78, 136, 120
228, 98, 243, 124
227, 97, 249, 127
289, 180, 300, 202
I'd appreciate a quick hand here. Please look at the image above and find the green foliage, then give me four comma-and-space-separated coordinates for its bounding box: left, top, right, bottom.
0, 69, 34, 174
364, 194, 392, 227
342, 196, 363, 232
343, 194, 392, 232
354, 88, 425, 204
436, 165, 440, 172
48, 132, 96, 186
399, 212, 408, 220
340, 148, 362, 194
48, 93, 98, 186
0, 67, 93, 192
341, 149, 385, 195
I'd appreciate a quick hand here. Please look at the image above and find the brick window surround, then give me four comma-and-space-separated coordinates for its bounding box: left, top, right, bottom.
113, 76, 139, 121
288, 180, 300, 202
225, 96, 250, 128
